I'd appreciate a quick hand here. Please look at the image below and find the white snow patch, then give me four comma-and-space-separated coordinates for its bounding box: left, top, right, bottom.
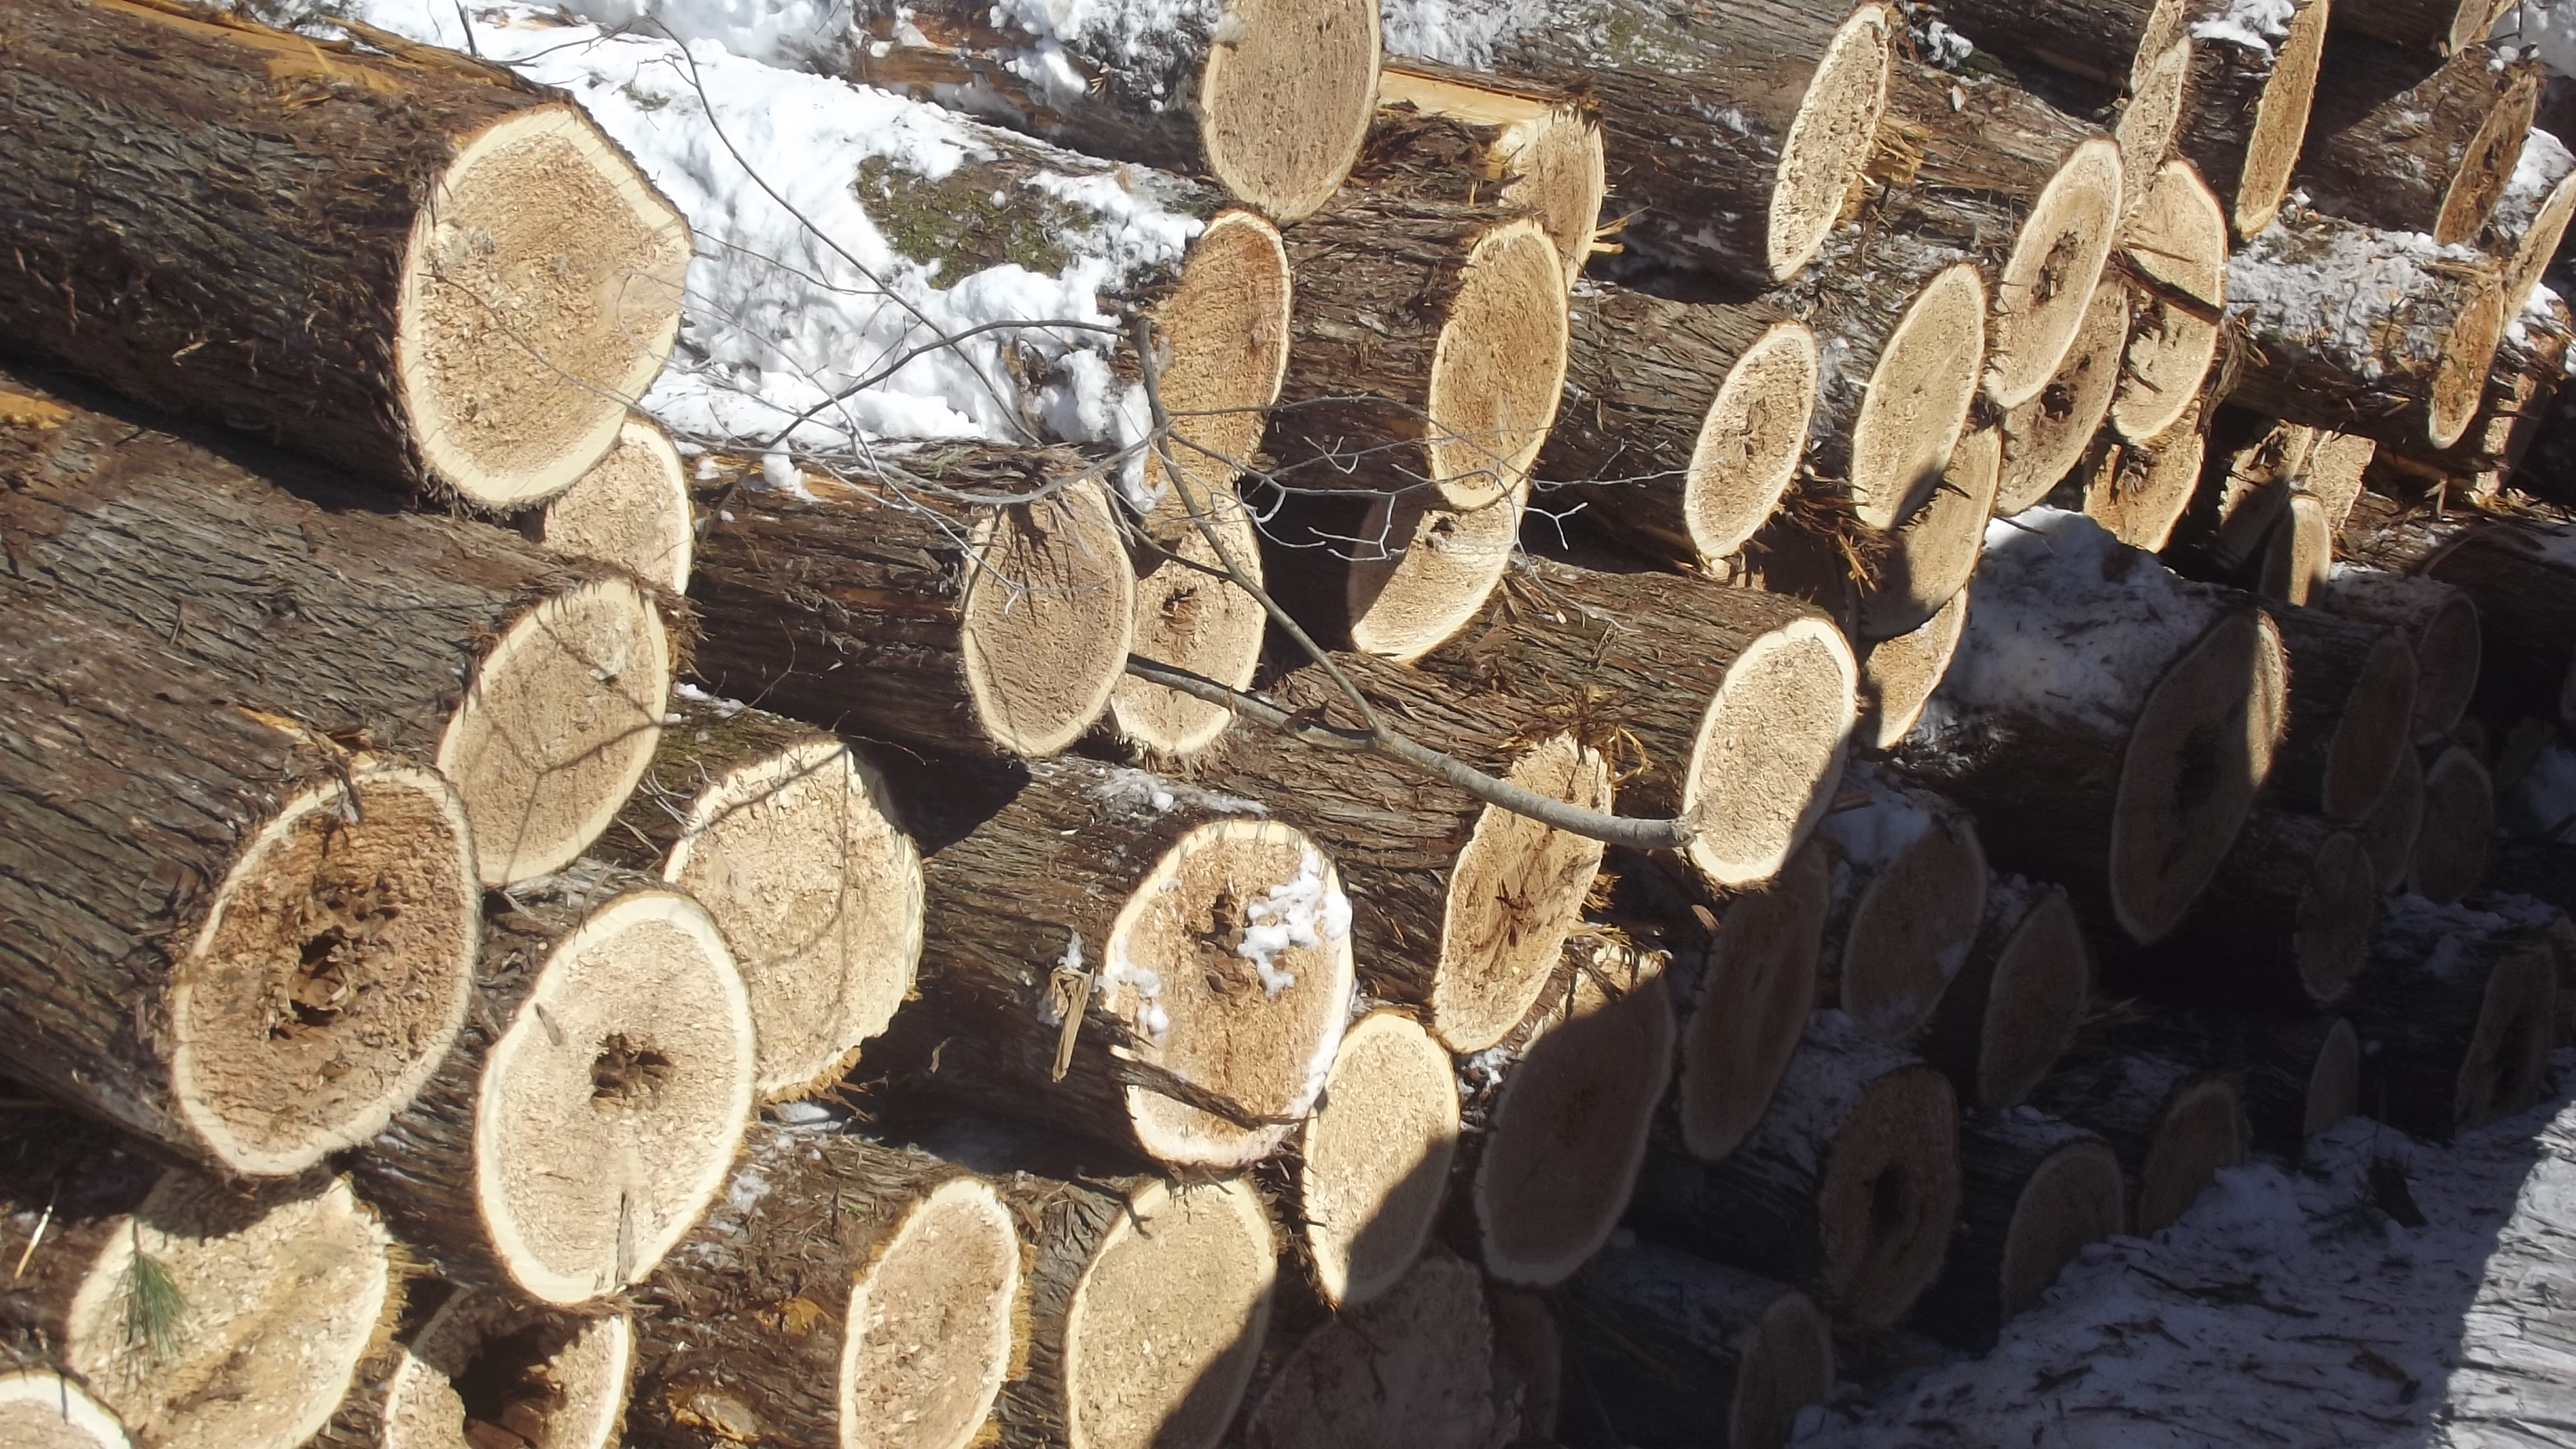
1818, 763, 1940, 870
2504, 743, 2576, 840
1084, 764, 1267, 818
2228, 213, 2485, 385
1236, 846, 1351, 996
2190, 0, 2294, 54
564, 0, 851, 65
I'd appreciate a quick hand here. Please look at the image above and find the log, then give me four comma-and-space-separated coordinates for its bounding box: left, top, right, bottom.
1535, 289, 1820, 569
2173, 407, 2317, 574
2343, 896, 2560, 1139
353, 865, 757, 1306
2337, 0, 2516, 56
2423, 518, 2576, 728
2295, 38, 2541, 244
1558, 1242, 1835, 1449
2174, 0, 2334, 237
2259, 488, 2336, 605
686, 446, 1134, 758
2025, 1033, 2246, 1233
2413, 743, 2496, 902
0, 370, 674, 888
2133, 806, 2381, 1001
2317, 565, 2483, 731
1889, 507, 2289, 943
1632, 1010, 1961, 1329
1920, 0, 2191, 92
315, 1286, 632, 1449
1114, 479, 1273, 758
1743, 422, 2001, 641
1858, 585, 1971, 749
595, 693, 925, 1101
1909, 1110, 2127, 1348
2262, 605, 2422, 821
1280, 1010, 1462, 1309
1488, 1288, 1565, 1447
2079, 394, 2208, 549
1675, 840, 1832, 1161
0, 0, 689, 507
527, 415, 694, 595
2111, 159, 2229, 443
864, 755, 1357, 1170
2001, 282, 2131, 517
2189, 1008, 2361, 1154
1257, 479, 1527, 662
0, 1359, 127, 1449
2225, 205, 2511, 450
1814, 771, 1991, 1043
1366, 63, 1608, 284
1919, 876, 2096, 1109
1242, 1251, 1497, 1449
846, 0, 1379, 222
2363, 733, 2429, 891
2303, 431, 2381, 532
626, 1124, 1019, 1449
2386, 292, 2575, 495
2487, 128, 2576, 314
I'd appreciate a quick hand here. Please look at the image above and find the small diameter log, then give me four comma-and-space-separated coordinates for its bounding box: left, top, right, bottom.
319, 1287, 633, 1449
1909, 1110, 2127, 1348
2078, 395, 2207, 550
2026, 1036, 2246, 1233
2363, 738, 2429, 891
0, 0, 688, 507
2257, 605, 2420, 821
2412, 744, 2497, 902
2423, 519, 2576, 728
630, 1124, 1019, 1449
2225, 206, 2511, 450
2317, 565, 2483, 731
2173, 407, 2317, 575
2485, 128, 2576, 314
355, 866, 757, 1306
688, 447, 1133, 758
1284, 1010, 1462, 1309
1858, 585, 1971, 749
2296, 38, 2541, 244
1365, 63, 1607, 283
2112, 159, 2229, 443
1814, 771, 1991, 1043
868, 755, 1356, 1170
1919, 876, 2096, 1110
2390, 291, 2576, 493
2344, 896, 2560, 1139
1998, 281, 2131, 515
1631, 1010, 1961, 1329
1242, 1252, 1497, 1449
596, 693, 925, 1101
1675, 841, 1832, 1161
2174, 0, 2333, 237
1893, 508, 2288, 943
1535, 289, 1820, 569
2334, 0, 2514, 50
1862, 427, 2004, 640
526, 414, 692, 595
2189, 1008, 2362, 1154
0, 371, 673, 888
2136, 806, 2381, 1001
1257, 479, 1527, 663
1559, 1242, 1834, 1449
2302, 431, 2380, 533
0, 1360, 127, 1449
2267, 490, 2336, 604
1115, 485, 1271, 761
1925, 0, 2191, 92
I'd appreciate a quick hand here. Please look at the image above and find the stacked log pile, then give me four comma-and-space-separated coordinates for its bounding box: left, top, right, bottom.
3, 0, 2576, 1446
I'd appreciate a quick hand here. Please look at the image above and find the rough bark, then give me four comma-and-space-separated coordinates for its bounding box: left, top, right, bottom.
1363, 62, 1607, 283
2174, 0, 2333, 237
2336, 0, 2515, 54
1909, 1111, 2126, 1348
1812, 770, 1990, 1044
2423, 519, 2576, 729
2485, 127, 2576, 314
1918, 876, 2094, 1110
1920, 0, 2190, 91
2296, 38, 2541, 244
2024, 1029, 2246, 1233
2132, 806, 2381, 1003
1558, 1240, 1834, 1449
2244, 603, 2421, 823
2317, 564, 2483, 732
2343, 897, 2561, 1140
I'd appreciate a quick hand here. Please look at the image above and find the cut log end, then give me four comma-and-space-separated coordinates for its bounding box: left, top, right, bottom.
2257, 492, 2332, 605
1998, 1138, 2127, 1315
2295, 831, 2382, 1001
1113, 495, 1269, 756
1999, 283, 2128, 517
1815, 1062, 1961, 1327
2424, 278, 2511, 450
1193, 0, 1381, 223
534, 415, 693, 594
1862, 426, 2002, 641
2113, 161, 2227, 444
2110, 607, 2288, 943
2362, 740, 2428, 891
1680, 843, 1831, 1161
2316, 628, 2420, 823
438, 575, 672, 887
1976, 888, 2092, 1109
2503, 170, 2576, 313
1105, 821, 1357, 1167
961, 481, 1137, 757
1245, 1254, 1495, 1449
2114, 40, 2194, 224
1837, 817, 1990, 1044
381, 1291, 633, 1449
1298, 1011, 1462, 1309
662, 740, 925, 1099
397, 104, 690, 507
172, 761, 479, 1176
2231, 0, 2333, 237
840, 1177, 1021, 1449
2412, 746, 2496, 904
1732, 1291, 1836, 1449
1141, 210, 1294, 506
2307, 1016, 2362, 1140
1988, 138, 2125, 408
1433, 735, 1613, 1051
2454, 939, 2557, 1132
1768, 6, 1898, 280
1861, 585, 1970, 750
2434, 70, 2542, 247
1346, 489, 1522, 662
0, 1373, 128, 1449
475, 889, 756, 1305
1376, 67, 1612, 283
1685, 616, 1860, 887
1685, 319, 1820, 562
2413, 590, 2483, 732
2083, 405, 2206, 551
2302, 433, 2376, 535
1425, 219, 1570, 504
1849, 262, 1987, 530
1062, 1178, 1276, 1449
2135, 1075, 2246, 1233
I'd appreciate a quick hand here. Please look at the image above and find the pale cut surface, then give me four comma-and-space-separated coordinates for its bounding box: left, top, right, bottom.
1686, 320, 1819, 561
2454, 943, 2557, 1133
1861, 588, 1968, 750
0, 1373, 130, 1449
1768, 8, 1896, 280
1987, 138, 2124, 408
1112, 491, 1269, 756
2436, 76, 2538, 246
1997, 283, 2127, 516
1861, 426, 2000, 641
2361, 741, 2427, 891
1848, 262, 1987, 529
2503, 170, 2576, 314
2231, 0, 2331, 236
476, 891, 756, 1304
2306, 1017, 2361, 1139
1244, 1254, 1494, 1449
1103, 821, 1356, 1167
1299, 1011, 1462, 1308
2134, 1077, 2244, 1233
1378, 67, 1607, 282
1998, 1140, 2127, 1314
2108, 608, 2286, 943
1431, 734, 1613, 1052
2317, 630, 2419, 824
959, 480, 1135, 756
537, 415, 693, 593
2258, 491, 2331, 605
1976, 889, 2090, 1109
171, 762, 478, 1176
2112, 40, 2191, 223
2133, 0, 2192, 86
1140, 210, 1293, 503
399, 105, 688, 506
65, 1175, 390, 1449
2294, 832, 2378, 1003
439, 575, 671, 886
841, 1178, 1020, 1449
2300, 432, 2376, 534
381, 1291, 632, 1449
1348, 486, 1524, 662
1839, 818, 1989, 1042
1193, 0, 1380, 224
2424, 277, 2510, 451
2412, 748, 2496, 904
662, 740, 924, 1098
1063, 1178, 1276, 1449
2112, 160, 2225, 443
1731, 1291, 1836, 1449
1424, 220, 1569, 506
1815, 1064, 1961, 1328
1680, 844, 1831, 1160
2084, 405, 2205, 551
1682, 616, 1858, 886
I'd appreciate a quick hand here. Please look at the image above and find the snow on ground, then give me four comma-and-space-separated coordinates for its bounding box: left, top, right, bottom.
1801, 1052, 2576, 1447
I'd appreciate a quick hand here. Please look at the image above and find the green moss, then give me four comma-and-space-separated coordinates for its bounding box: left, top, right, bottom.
854, 158, 1097, 277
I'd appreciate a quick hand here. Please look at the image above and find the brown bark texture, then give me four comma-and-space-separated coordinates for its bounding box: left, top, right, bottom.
2424, 519, 2576, 728
1924, 0, 2185, 89
1916, 877, 2093, 1110
1907, 1109, 2119, 1348
2295, 38, 2540, 244
1558, 1239, 1827, 1449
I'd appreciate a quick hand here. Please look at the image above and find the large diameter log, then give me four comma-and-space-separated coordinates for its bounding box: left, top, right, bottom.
2026, 1038, 2246, 1233
354, 866, 757, 1306
1366, 64, 1607, 283
529, 415, 694, 594
1559, 1243, 1834, 1449
317, 1287, 633, 1449
1814, 771, 1990, 1043
2344, 896, 2560, 1139
1536, 289, 1820, 569
1919, 876, 2095, 1109
598, 693, 925, 1100
2318, 565, 2482, 730
629, 1124, 1019, 1449
2413, 743, 2496, 902
2423, 519, 2576, 728
2225, 206, 2511, 449
1242, 1252, 1497, 1449
2135, 806, 2381, 1001
1924, 0, 2191, 91
0, 0, 688, 507
1632, 1010, 1961, 1329
687, 447, 1134, 758
1284, 1010, 1462, 1308
2112, 159, 2229, 442
1858, 585, 1970, 749
0, 372, 673, 887
1999, 282, 2131, 514
2296, 39, 2540, 243
1909, 1111, 2127, 1348
2486, 128, 2576, 314
2175, 0, 2333, 237
2079, 395, 2208, 549
1675, 840, 1831, 1161
1891, 508, 2289, 943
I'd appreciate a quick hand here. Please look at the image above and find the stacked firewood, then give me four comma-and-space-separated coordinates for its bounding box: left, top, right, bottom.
0, 0, 2573, 1447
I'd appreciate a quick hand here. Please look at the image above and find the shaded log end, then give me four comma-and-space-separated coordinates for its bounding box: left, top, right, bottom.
839, 1177, 1021, 1449
2294, 830, 2382, 1002
1817, 1062, 1961, 1329
2317, 629, 2421, 824
382, 1291, 632, 1449
2304, 1015, 2362, 1140
1860, 426, 2001, 642
2082, 397, 2205, 551
533, 414, 693, 594
1432, 734, 1613, 1052
1999, 282, 2129, 516
962, 480, 1139, 757
1345, 486, 1524, 662
1974, 886, 2093, 1109
2411, 745, 2496, 903
1987, 138, 2126, 410
2450, 937, 2558, 1133
1835, 812, 1989, 1045
2107, 605, 2288, 943
2133, 1073, 2246, 1233
1194, 0, 1382, 222
1297, 1010, 1463, 1310
2501, 169, 2576, 314
2360, 736, 2428, 891
1684, 616, 1861, 887
1679, 842, 1831, 1161
1244, 1254, 1495, 1449
1768, 5, 1900, 280
1860, 584, 1971, 750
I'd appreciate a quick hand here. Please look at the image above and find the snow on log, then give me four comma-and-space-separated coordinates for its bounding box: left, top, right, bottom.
2335, 0, 2516, 54
2225, 205, 2511, 449
527, 415, 694, 594
2485, 129, 2576, 314
2342, 896, 2560, 1140
1890, 509, 2289, 944
1536, 289, 1820, 569
1558, 1241, 1835, 1449
2079, 396, 2207, 549
595, 693, 925, 1100
1999, 282, 2131, 514
2412, 744, 2496, 902
2296, 38, 2540, 244
1858, 585, 1971, 749
1278, 1010, 1462, 1309
2259, 604, 2420, 821
1365, 63, 1607, 284
2174, 0, 2332, 237
687, 447, 1133, 758
626, 1124, 1018, 1449
2132, 805, 2382, 1001
2319, 565, 2483, 730
2383, 291, 2573, 491
1923, 0, 2191, 93
0, 371, 672, 888
1631, 1010, 1961, 1330
1909, 1110, 2127, 1349
1813, 770, 1991, 1043
2363, 740, 2430, 890
314, 1287, 631, 1449
2188, 1008, 2362, 1155
2024, 1031, 2246, 1233
354, 863, 756, 1306
1241, 1251, 1497, 1449
1918, 876, 2096, 1110
0, 1361, 127, 1449
1674, 842, 1832, 1162
2112, 158, 2229, 442
2422, 517, 2576, 728
0, 0, 689, 507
